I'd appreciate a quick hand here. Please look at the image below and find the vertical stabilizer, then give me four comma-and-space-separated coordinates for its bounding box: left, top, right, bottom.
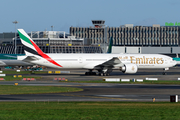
18, 29, 62, 67
18, 29, 41, 56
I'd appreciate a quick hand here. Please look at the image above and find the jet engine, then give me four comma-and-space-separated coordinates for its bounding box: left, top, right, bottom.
120, 64, 138, 73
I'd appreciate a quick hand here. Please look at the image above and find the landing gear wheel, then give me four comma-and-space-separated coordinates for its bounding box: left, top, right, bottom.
85, 72, 96, 75
85, 72, 89, 75
98, 73, 103, 76
104, 72, 110, 76
162, 72, 166, 75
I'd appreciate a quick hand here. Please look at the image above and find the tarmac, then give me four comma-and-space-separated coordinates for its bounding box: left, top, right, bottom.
0, 67, 180, 102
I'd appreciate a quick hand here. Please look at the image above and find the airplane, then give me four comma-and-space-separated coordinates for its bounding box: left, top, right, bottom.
17, 29, 177, 76
0, 54, 32, 67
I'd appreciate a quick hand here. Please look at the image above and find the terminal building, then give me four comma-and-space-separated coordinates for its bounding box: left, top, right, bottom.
0, 20, 180, 56
70, 20, 180, 56
0, 31, 102, 54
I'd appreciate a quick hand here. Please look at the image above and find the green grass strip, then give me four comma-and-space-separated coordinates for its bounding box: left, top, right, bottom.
0, 102, 179, 119
1, 70, 47, 74
0, 76, 41, 81
0, 85, 83, 94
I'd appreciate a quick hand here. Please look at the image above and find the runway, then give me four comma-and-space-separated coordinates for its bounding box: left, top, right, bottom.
0, 81, 180, 102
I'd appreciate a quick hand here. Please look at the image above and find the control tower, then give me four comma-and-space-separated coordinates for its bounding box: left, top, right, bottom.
91, 20, 105, 28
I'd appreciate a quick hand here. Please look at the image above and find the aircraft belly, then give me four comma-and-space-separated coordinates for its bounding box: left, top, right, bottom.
61, 63, 85, 69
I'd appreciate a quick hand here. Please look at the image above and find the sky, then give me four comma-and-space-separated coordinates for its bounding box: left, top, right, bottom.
0, 0, 179, 33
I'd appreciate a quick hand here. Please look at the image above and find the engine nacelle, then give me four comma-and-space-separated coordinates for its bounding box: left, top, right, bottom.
120, 64, 138, 73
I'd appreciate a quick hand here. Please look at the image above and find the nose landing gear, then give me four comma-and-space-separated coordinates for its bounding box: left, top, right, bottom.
162, 68, 169, 75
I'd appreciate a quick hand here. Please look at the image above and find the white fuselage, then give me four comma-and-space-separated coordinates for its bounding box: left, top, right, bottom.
20, 53, 176, 69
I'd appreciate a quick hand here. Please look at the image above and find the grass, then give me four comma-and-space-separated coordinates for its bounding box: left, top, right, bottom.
0, 102, 180, 119
0, 85, 83, 94
0, 76, 41, 81
1, 70, 48, 74
0, 70, 46, 81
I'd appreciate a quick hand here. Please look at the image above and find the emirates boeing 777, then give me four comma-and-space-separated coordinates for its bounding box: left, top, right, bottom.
17, 29, 176, 76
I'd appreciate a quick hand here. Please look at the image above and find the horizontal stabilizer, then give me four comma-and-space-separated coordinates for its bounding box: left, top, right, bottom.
23, 56, 39, 62
17, 56, 39, 62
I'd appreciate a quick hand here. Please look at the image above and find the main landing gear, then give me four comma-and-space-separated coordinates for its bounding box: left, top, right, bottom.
98, 72, 110, 76
85, 69, 112, 76
85, 70, 96, 75
98, 69, 112, 76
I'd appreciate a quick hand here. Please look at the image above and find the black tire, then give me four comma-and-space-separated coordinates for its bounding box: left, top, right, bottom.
162, 72, 166, 75
93, 72, 96, 75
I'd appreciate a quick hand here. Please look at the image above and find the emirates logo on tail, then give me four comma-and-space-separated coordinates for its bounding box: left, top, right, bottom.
18, 29, 63, 68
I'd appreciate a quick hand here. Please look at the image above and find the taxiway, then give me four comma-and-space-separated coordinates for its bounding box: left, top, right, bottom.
0, 67, 180, 102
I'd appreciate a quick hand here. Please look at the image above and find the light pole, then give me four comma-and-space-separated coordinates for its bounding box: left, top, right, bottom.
13, 20, 18, 54
51, 26, 54, 31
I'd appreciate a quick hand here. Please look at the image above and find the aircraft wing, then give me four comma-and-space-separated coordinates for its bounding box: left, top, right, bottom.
95, 57, 124, 68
